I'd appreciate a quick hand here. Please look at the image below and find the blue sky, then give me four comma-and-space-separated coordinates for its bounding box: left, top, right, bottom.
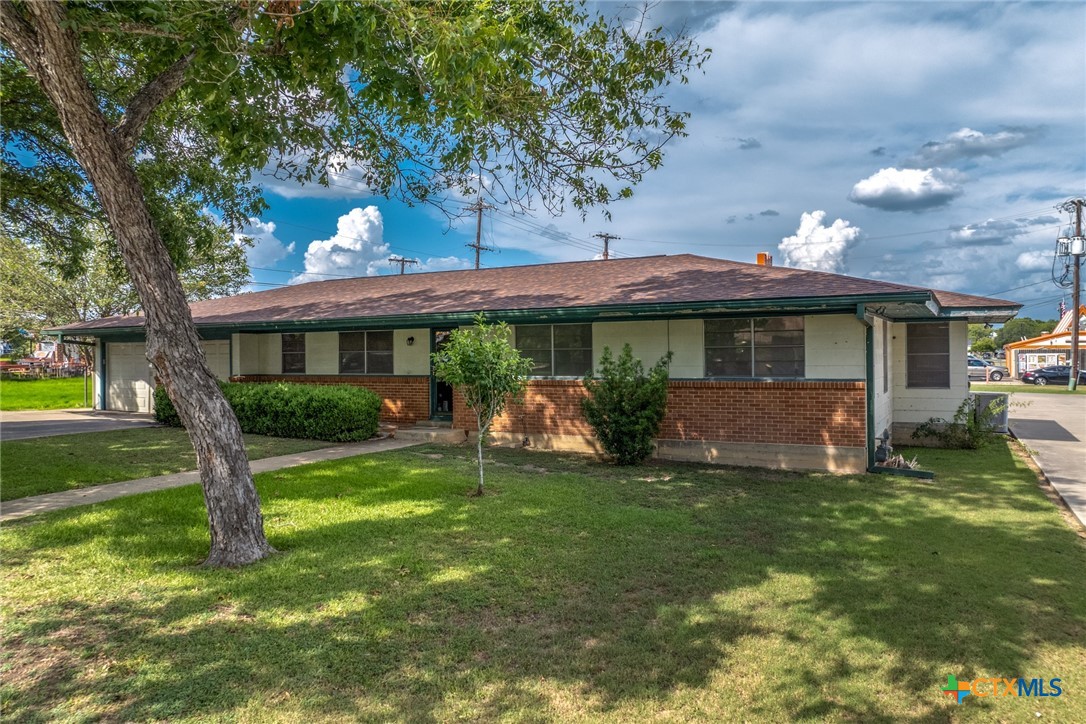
238, 1, 1086, 320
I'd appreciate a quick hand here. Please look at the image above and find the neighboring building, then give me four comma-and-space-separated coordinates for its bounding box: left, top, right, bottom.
50, 254, 1019, 473
1004, 305, 1086, 378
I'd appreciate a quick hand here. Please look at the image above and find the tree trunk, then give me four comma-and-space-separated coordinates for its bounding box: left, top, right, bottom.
476, 412, 486, 496
9, 5, 272, 566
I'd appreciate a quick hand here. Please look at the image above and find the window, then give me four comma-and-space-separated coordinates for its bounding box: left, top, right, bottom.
339, 331, 394, 374
907, 323, 950, 388
282, 333, 306, 374
705, 317, 804, 378
515, 324, 592, 377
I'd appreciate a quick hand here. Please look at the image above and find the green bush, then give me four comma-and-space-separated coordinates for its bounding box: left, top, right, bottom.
911, 395, 1005, 449
582, 344, 672, 465
154, 381, 381, 441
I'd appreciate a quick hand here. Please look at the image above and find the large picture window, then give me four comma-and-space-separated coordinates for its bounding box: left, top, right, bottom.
282, 333, 306, 374
515, 324, 593, 377
906, 323, 950, 388
705, 317, 804, 378
339, 331, 394, 374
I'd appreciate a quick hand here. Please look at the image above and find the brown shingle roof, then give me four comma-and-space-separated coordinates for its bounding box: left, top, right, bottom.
55, 254, 1019, 332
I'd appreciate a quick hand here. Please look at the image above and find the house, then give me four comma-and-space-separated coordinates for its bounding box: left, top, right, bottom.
50, 254, 1020, 473
1003, 305, 1085, 378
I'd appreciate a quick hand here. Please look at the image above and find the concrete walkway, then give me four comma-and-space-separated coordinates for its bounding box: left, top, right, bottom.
1008, 392, 1086, 528
1, 437, 419, 522
0, 409, 158, 441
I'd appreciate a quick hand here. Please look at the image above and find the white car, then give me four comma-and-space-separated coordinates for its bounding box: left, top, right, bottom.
967, 357, 1008, 381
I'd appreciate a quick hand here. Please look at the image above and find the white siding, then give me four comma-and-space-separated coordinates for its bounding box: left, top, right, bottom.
305, 332, 339, 374
261, 334, 282, 374
892, 320, 969, 424
395, 328, 431, 375
804, 314, 866, 379
93, 338, 104, 410
589, 320, 703, 377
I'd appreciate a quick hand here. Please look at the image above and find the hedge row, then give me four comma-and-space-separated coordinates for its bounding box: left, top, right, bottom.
154, 381, 382, 442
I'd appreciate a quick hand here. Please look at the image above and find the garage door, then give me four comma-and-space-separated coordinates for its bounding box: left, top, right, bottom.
105, 342, 153, 413
105, 340, 231, 413
202, 340, 230, 380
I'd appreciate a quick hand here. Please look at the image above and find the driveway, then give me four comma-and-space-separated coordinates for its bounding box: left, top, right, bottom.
1008, 393, 1086, 528
0, 409, 158, 442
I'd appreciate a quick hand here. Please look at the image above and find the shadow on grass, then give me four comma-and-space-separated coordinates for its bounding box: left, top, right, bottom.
3, 443, 1084, 721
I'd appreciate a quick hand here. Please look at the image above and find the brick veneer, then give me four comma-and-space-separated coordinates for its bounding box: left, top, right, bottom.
230, 375, 430, 425
454, 379, 867, 448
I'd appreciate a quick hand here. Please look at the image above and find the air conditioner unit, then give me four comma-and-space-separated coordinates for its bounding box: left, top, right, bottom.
972, 392, 1009, 434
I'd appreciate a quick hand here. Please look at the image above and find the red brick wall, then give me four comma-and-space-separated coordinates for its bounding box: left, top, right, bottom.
230, 375, 430, 425
661, 380, 866, 447
455, 379, 866, 448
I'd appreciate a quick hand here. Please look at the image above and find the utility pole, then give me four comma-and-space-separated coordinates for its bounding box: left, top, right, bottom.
388, 256, 419, 274
593, 232, 620, 260
1060, 199, 1084, 391
466, 198, 495, 269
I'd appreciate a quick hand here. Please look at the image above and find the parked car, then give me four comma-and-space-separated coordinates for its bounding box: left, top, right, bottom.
967, 357, 1008, 381
1020, 365, 1086, 386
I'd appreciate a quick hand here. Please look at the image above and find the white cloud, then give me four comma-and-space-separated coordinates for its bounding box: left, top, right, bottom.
417, 255, 473, 273
778, 211, 862, 273
233, 218, 294, 267
907, 127, 1042, 166
848, 167, 964, 212
947, 219, 1025, 246
1016, 250, 1052, 272
291, 206, 389, 284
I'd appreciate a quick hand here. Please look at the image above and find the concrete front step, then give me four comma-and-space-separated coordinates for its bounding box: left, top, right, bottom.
394, 426, 467, 444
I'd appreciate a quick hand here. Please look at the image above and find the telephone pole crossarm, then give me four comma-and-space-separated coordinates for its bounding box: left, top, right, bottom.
592, 232, 620, 260
388, 255, 419, 274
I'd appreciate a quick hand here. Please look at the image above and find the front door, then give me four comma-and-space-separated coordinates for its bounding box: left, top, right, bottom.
430, 328, 454, 420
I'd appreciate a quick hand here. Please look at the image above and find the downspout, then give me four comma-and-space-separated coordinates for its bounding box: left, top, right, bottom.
856, 304, 876, 472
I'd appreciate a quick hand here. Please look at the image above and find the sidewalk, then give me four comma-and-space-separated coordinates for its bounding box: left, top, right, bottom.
1008, 393, 1086, 529
1, 437, 419, 522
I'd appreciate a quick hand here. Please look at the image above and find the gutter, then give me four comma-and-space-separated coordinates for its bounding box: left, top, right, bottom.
856, 304, 877, 472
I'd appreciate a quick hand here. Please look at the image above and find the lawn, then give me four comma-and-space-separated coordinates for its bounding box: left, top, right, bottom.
0, 376, 90, 410
0, 427, 333, 501
2, 441, 1084, 722
972, 383, 1086, 395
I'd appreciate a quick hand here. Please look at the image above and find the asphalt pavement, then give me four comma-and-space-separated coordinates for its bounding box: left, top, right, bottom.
1008, 392, 1086, 528
0, 409, 158, 442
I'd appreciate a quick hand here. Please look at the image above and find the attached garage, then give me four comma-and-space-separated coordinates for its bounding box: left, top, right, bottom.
103, 340, 230, 413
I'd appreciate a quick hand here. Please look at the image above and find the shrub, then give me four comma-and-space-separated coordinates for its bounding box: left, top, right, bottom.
582, 344, 672, 465
911, 395, 1005, 449
154, 381, 381, 441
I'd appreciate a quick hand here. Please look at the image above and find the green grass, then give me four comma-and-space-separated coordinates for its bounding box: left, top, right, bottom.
0, 428, 333, 501
972, 383, 1086, 395
0, 376, 91, 410
2, 441, 1084, 722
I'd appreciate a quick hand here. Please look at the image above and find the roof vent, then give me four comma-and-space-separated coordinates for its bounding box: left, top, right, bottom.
756, 252, 773, 266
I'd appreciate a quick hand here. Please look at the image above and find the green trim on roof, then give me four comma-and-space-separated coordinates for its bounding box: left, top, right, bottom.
50, 291, 937, 338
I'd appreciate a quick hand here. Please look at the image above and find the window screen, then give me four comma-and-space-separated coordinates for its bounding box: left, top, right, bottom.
906, 323, 950, 388
282, 333, 306, 374
515, 324, 593, 377
339, 331, 394, 374
705, 317, 804, 378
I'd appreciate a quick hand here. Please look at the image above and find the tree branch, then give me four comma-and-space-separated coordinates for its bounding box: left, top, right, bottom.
0, 3, 43, 76
113, 50, 196, 155
81, 23, 184, 40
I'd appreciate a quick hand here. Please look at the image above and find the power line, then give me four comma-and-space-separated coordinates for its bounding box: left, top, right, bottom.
465, 197, 496, 269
